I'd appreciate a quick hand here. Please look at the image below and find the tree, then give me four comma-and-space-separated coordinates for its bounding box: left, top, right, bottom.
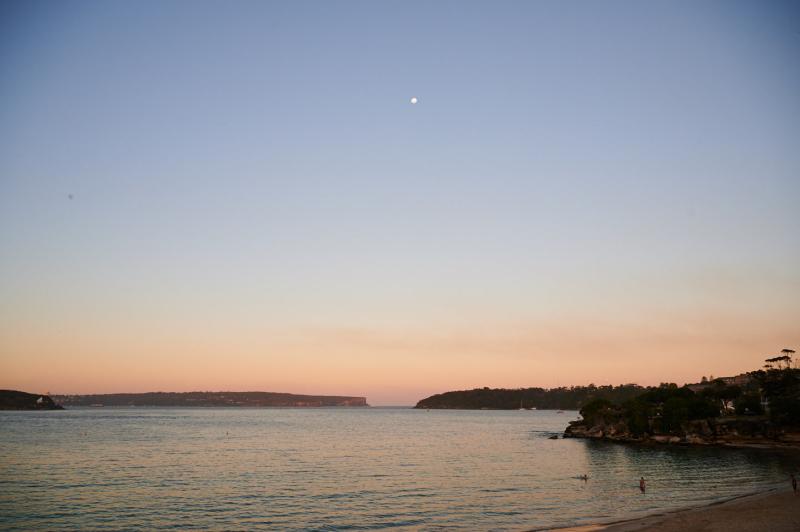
579, 398, 616, 425
766, 351, 794, 370
781, 348, 795, 368
623, 399, 650, 435
702, 380, 741, 414
662, 397, 690, 432
734, 393, 763, 415
765, 355, 792, 369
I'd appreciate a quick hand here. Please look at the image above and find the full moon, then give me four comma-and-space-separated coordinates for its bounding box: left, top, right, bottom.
410, 97, 418, 104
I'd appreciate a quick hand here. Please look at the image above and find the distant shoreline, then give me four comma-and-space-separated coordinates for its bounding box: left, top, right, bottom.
543, 484, 799, 532
2, 404, 372, 410
49, 391, 369, 408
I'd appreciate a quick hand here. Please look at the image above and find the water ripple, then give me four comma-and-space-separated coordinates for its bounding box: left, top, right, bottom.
1, 408, 797, 530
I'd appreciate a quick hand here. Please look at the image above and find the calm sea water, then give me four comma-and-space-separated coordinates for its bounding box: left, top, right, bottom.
1, 408, 797, 531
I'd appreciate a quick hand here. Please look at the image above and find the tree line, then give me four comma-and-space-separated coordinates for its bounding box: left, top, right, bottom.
579, 352, 800, 435
414, 383, 647, 410
415, 349, 799, 431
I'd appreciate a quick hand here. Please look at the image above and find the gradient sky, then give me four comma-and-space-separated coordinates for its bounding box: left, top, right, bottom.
1, 1, 799, 405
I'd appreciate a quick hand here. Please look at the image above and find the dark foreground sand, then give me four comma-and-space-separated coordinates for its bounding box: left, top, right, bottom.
550, 486, 800, 532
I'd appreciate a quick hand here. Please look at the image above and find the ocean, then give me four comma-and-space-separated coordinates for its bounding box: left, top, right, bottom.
1, 407, 796, 530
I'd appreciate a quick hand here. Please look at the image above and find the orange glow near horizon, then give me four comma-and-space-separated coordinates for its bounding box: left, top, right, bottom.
2, 1, 799, 408
3, 304, 797, 405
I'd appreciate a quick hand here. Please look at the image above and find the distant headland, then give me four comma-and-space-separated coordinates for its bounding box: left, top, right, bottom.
0, 390, 63, 410
415, 385, 644, 410
50, 391, 368, 408
1, 390, 368, 409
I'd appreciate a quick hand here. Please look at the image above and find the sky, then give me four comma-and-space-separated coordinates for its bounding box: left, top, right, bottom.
1, 1, 799, 405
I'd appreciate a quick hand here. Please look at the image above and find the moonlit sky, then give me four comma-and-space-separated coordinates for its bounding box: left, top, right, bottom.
1, 1, 799, 405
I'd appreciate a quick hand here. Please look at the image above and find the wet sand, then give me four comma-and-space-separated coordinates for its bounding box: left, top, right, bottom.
551, 486, 800, 532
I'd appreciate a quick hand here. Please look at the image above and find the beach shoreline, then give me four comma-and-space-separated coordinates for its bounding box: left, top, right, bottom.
544, 484, 799, 532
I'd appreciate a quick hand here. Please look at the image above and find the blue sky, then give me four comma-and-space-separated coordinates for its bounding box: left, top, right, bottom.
1, 1, 799, 404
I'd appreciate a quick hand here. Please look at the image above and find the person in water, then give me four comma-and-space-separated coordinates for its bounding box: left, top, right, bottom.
639, 477, 646, 493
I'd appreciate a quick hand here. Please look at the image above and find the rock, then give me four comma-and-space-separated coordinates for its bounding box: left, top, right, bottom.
587, 427, 604, 438
563, 421, 590, 438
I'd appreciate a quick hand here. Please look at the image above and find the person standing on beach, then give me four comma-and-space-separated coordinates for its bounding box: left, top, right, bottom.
639, 477, 646, 493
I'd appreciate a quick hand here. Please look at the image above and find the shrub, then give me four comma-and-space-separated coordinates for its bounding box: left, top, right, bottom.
734, 393, 763, 415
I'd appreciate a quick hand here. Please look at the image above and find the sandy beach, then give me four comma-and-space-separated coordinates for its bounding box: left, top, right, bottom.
552, 486, 800, 532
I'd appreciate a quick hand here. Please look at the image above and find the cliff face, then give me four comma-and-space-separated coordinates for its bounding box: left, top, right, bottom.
0, 390, 63, 410
563, 416, 800, 448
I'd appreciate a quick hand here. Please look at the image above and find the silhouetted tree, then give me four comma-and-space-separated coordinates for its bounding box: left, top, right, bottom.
781, 348, 795, 368
767, 356, 790, 369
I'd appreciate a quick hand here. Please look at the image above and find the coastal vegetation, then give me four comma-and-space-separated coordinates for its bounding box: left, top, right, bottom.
565, 352, 800, 447
414, 349, 800, 447
415, 384, 647, 410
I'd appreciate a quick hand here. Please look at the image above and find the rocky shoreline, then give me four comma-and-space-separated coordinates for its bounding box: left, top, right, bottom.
563, 416, 800, 449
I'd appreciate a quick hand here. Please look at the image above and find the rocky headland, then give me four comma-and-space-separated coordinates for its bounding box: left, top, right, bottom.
564, 414, 800, 449
562, 364, 800, 450
0, 390, 63, 410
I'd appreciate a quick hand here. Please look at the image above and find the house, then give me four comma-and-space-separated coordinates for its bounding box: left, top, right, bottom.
686, 373, 752, 394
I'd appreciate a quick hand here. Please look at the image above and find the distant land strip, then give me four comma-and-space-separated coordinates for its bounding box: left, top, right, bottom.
51, 391, 368, 408
414, 385, 646, 410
